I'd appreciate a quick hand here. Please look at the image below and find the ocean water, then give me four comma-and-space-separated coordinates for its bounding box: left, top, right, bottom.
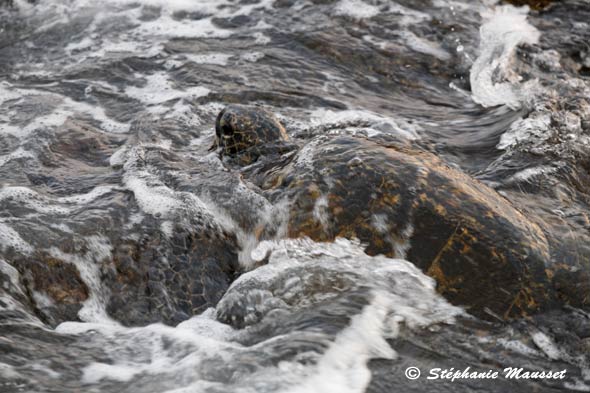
1, 0, 590, 392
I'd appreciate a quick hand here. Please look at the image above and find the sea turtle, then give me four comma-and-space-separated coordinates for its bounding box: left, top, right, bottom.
214, 105, 294, 166
214, 105, 561, 320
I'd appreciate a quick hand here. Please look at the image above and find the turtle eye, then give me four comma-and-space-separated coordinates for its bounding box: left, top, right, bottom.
222, 123, 234, 137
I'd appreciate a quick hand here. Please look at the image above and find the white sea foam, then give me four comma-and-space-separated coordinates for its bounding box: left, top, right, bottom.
0, 187, 68, 215
112, 0, 223, 13
530, 331, 563, 361
47, 236, 114, 323
0, 258, 39, 322
506, 165, 557, 184
292, 136, 324, 171
64, 36, 94, 53
220, 238, 462, 332
388, 2, 431, 25
198, 187, 291, 268
241, 51, 265, 62
67, 94, 128, 133
109, 146, 130, 167
0, 362, 21, 380
0, 222, 34, 255
1, 89, 129, 138
310, 108, 420, 140
56, 185, 115, 205
497, 338, 541, 357
135, 15, 232, 39
334, 0, 380, 19
110, 0, 275, 45
0, 147, 36, 168
125, 72, 210, 106
219, 238, 461, 391
30, 363, 61, 379
312, 194, 330, 231
284, 293, 395, 393
120, 146, 228, 248
1, 105, 71, 138
57, 310, 239, 385
0, 290, 30, 316
253, 31, 271, 45
50, 238, 459, 392
564, 380, 590, 392
0, 259, 25, 297
0, 185, 117, 217
123, 171, 180, 218
470, 5, 541, 109
498, 114, 551, 149
399, 31, 451, 61
171, 101, 208, 126
184, 53, 233, 66
108, 0, 274, 17
91, 39, 164, 59
0, 82, 21, 106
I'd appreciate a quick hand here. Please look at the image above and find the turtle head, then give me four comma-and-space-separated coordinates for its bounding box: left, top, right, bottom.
215, 105, 289, 159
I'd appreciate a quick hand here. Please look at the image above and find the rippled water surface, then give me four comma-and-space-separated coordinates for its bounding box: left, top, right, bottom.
1, 0, 590, 392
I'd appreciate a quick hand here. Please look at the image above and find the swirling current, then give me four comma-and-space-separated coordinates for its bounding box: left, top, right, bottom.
1, 0, 590, 392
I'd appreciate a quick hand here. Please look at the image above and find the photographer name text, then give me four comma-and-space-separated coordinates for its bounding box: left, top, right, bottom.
404, 366, 567, 381
428, 366, 566, 381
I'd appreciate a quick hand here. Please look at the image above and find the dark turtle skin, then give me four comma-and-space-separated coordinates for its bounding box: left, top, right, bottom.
5, 215, 240, 327
215, 105, 292, 165
105, 216, 240, 326
215, 106, 566, 321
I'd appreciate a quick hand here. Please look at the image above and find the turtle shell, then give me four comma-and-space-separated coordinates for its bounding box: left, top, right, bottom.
259, 136, 554, 320
106, 218, 240, 326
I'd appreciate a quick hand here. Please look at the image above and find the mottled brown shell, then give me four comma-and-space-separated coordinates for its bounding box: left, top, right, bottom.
260, 136, 553, 320
105, 221, 240, 326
